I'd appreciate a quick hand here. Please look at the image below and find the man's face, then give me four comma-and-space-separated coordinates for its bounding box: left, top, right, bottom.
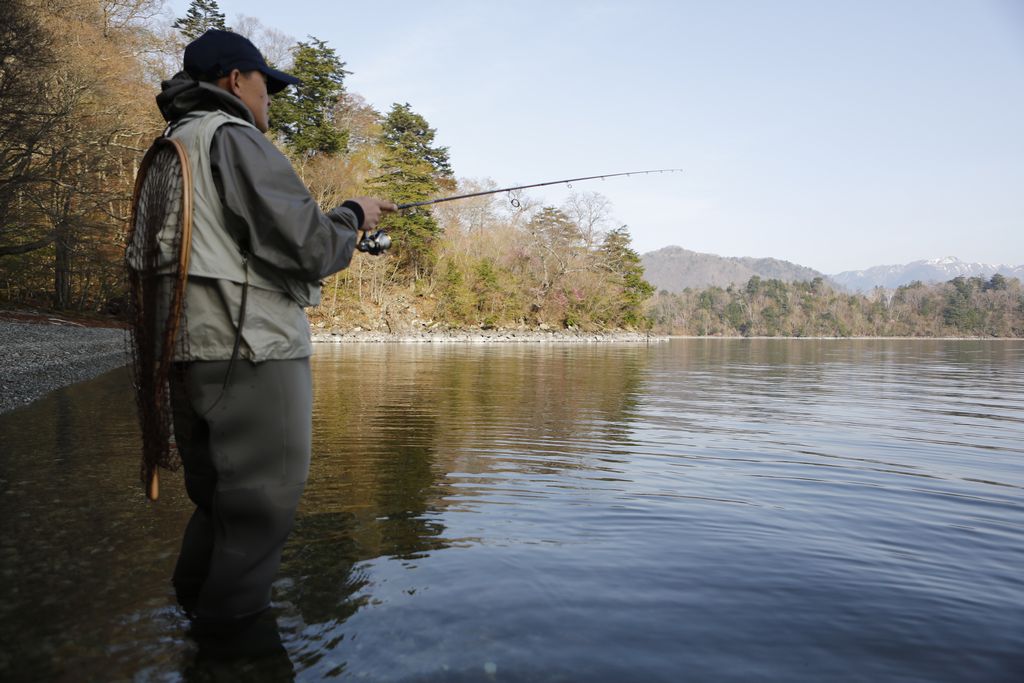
231, 70, 271, 133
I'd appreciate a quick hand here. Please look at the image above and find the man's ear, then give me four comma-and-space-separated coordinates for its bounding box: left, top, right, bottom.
222, 69, 243, 96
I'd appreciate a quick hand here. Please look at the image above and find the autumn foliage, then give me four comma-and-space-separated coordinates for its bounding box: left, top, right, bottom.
0, 0, 652, 331
2, 1, 1018, 337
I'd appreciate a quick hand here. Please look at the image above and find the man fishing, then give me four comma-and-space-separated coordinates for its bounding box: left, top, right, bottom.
153, 29, 394, 636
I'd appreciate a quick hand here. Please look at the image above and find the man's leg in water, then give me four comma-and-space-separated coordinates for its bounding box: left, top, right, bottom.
169, 357, 312, 625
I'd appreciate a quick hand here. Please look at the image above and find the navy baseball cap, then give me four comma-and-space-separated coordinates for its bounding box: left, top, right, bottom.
184, 29, 300, 94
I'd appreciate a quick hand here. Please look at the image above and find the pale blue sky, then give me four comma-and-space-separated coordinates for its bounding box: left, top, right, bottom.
165, 0, 1023, 273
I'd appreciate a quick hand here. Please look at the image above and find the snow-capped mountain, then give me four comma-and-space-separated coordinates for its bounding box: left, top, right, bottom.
830, 257, 1024, 292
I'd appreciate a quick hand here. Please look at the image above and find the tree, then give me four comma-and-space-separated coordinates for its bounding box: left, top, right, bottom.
600, 226, 654, 327
528, 206, 584, 251
564, 191, 612, 248
644, 276, 1024, 337
436, 261, 472, 323
985, 273, 1009, 292
378, 103, 452, 177
233, 14, 294, 69
269, 37, 350, 156
368, 103, 452, 279
332, 92, 381, 152
746, 275, 762, 295
0, 0, 59, 258
172, 0, 229, 39
525, 207, 583, 297
0, 0, 163, 310
943, 276, 984, 332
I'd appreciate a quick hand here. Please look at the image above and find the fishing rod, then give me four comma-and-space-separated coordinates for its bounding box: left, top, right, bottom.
396, 168, 684, 210
357, 168, 683, 255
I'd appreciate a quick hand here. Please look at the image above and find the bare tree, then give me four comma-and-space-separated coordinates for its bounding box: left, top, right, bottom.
0, 0, 60, 257
563, 190, 613, 249
433, 177, 501, 236
0, 0, 162, 309
329, 92, 381, 154
233, 14, 295, 68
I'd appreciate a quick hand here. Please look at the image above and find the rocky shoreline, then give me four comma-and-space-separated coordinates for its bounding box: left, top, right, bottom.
2, 310, 1011, 416
0, 315, 665, 414
310, 327, 667, 344
0, 320, 129, 414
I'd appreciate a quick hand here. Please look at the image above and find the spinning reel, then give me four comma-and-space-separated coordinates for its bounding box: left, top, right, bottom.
356, 230, 392, 256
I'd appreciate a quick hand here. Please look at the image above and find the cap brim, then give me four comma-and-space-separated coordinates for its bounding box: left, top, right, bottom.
263, 67, 300, 94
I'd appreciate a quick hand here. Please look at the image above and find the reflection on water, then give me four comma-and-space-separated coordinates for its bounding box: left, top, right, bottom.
1, 339, 1022, 681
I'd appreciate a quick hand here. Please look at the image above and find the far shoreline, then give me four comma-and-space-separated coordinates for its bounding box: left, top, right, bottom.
310, 328, 667, 344
311, 331, 1021, 343
1, 313, 1018, 415
1, 308, 1018, 343
661, 335, 1022, 341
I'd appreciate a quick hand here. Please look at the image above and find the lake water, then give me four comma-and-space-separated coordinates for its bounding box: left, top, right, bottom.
1, 339, 1022, 682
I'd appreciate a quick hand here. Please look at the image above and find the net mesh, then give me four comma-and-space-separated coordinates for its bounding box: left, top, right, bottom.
125, 137, 192, 500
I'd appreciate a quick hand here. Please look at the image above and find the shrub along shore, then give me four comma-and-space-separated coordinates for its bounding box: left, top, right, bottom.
9, 299, 1022, 417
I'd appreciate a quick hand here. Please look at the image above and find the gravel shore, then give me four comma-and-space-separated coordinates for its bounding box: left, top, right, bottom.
0, 317, 666, 415
0, 320, 128, 414
310, 328, 667, 344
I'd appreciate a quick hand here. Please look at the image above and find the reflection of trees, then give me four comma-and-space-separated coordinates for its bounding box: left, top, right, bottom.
311, 343, 650, 492
431, 345, 651, 470
278, 344, 652, 636
280, 428, 449, 629
286, 347, 454, 632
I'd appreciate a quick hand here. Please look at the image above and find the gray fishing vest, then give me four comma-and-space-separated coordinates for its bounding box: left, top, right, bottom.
169, 110, 321, 307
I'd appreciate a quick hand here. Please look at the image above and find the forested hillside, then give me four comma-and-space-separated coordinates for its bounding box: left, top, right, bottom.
650, 275, 1024, 337
0, 0, 652, 332
1, 1, 1020, 338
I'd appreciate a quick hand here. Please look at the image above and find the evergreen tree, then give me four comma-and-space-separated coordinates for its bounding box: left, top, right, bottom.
269, 37, 350, 156
173, 0, 229, 40
378, 103, 452, 176
437, 261, 472, 323
600, 226, 654, 327
985, 273, 1009, 291
368, 103, 452, 278
942, 276, 984, 331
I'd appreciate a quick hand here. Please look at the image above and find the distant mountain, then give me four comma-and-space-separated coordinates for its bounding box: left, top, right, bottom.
641, 246, 826, 293
830, 257, 1024, 292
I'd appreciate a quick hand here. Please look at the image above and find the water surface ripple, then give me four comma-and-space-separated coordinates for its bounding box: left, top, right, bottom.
0, 339, 1021, 681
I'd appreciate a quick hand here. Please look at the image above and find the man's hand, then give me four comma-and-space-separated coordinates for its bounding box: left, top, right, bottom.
350, 198, 397, 231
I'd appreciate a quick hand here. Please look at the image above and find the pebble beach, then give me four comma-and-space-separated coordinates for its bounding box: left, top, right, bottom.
0, 315, 664, 414
0, 320, 128, 414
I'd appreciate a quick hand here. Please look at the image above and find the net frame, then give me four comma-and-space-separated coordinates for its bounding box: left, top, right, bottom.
126, 137, 193, 501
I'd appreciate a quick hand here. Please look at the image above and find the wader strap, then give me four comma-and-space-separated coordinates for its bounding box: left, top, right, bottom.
200, 255, 249, 417
222, 254, 249, 393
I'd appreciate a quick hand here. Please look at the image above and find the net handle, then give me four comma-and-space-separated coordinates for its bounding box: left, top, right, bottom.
130, 137, 193, 501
